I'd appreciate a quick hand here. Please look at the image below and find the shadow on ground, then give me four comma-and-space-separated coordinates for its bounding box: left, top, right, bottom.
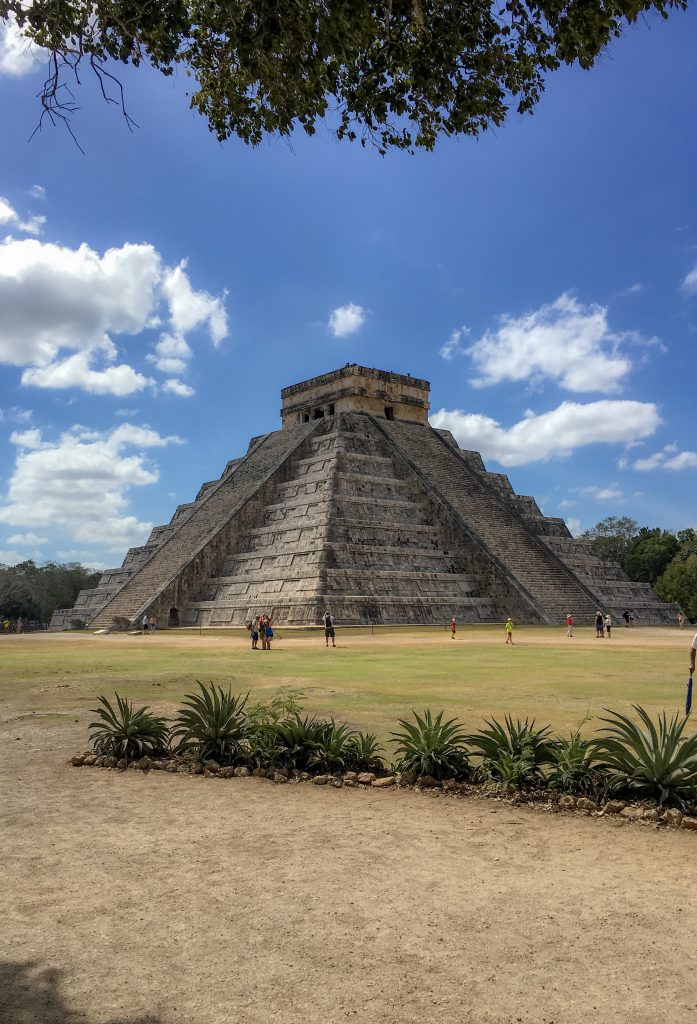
0, 960, 162, 1024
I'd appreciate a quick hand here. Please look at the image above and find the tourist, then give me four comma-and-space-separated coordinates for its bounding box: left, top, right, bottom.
248, 618, 259, 649
324, 610, 336, 647
678, 611, 686, 629
450, 616, 457, 639
622, 609, 630, 627
604, 613, 612, 638
565, 612, 574, 638
149, 613, 157, 633
263, 615, 273, 650
142, 614, 149, 635
2, 618, 9, 633
595, 610, 604, 638
505, 617, 514, 644
16, 616, 23, 634
690, 631, 697, 677
628, 608, 636, 628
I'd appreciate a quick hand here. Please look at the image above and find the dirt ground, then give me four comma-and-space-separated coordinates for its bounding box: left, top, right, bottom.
2, 709, 697, 1024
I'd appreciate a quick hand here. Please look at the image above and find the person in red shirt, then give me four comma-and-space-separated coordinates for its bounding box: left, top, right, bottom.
450, 617, 457, 639
565, 613, 574, 638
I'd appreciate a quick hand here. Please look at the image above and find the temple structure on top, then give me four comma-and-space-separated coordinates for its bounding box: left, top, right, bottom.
51, 364, 677, 630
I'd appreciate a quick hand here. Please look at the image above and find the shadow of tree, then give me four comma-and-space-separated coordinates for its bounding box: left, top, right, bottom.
0, 960, 163, 1024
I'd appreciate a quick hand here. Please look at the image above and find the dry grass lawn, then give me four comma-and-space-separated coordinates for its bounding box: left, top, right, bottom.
1, 626, 696, 1023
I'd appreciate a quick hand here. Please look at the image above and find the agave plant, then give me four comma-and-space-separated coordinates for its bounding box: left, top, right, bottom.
89, 694, 169, 759
345, 731, 384, 773
591, 705, 697, 807
171, 682, 248, 763
273, 714, 328, 770
481, 749, 538, 791
468, 716, 553, 766
312, 721, 357, 772
390, 709, 470, 780
547, 730, 598, 794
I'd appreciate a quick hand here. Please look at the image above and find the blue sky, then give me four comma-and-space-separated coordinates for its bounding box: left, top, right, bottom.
0, 8, 695, 570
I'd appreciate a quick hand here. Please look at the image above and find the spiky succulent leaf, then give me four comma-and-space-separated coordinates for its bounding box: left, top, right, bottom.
88, 693, 169, 759
390, 708, 470, 780
171, 681, 248, 763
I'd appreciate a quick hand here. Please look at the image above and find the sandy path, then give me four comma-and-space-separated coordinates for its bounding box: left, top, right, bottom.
2, 717, 696, 1024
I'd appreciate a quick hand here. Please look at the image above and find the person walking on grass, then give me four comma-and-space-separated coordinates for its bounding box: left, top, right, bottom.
262, 615, 273, 650
565, 612, 574, 638
604, 613, 612, 638
505, 617, 514, 644
324, 610, 336, 647
149, 613, 157, 634
595, 610, 604, 638
450, 616, 457, 639
142, 614, 149, 635
247, 618, 259, 650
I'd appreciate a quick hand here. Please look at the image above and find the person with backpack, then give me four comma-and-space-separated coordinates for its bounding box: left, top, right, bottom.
323, 610, 336, 647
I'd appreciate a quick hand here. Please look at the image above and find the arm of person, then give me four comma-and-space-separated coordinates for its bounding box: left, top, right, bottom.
691, 633, 697, 675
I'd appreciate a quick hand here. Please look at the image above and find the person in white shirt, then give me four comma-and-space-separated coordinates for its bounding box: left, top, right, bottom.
690, 633, 697, 677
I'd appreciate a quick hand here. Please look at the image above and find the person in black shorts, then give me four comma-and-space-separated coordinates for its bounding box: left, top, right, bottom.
323, 611, 336, 648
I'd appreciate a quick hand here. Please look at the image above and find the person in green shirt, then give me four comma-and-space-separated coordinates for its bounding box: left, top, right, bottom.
505, 617, 514, 644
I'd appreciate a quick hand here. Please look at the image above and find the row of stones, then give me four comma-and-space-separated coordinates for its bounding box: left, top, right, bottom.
70, 754, 697, 830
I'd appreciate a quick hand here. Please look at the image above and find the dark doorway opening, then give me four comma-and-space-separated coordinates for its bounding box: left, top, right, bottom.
384, 406, 395, 420
168, 607, 179, 628
313, 408, 325, 419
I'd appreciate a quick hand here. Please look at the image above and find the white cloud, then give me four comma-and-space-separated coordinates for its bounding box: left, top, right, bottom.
633, 445, 697, 471
22, 352, 154, 396
683, 263, 697, 293
0, 422, 181, 552
163, 378, 195, 397
576, 485, 624, 501
439, 327, 470, 361
0, 237, 228, 396
0, 549, 27, 566
0, 11, 44, 76
464, 293, 656, 394
161, 262, 228, 344
10, 428, 47, 449
6, 531, 47, 545
328, 303, 366, 338
565, 517, 582, 537
0, 195, 45, 235
29, 184, 46, 200
430, 399, 661, 467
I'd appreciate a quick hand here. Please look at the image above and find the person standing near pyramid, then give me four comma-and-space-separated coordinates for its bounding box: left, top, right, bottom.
324, 610, 336, 647
450, 616, 457, 639
505, 617, 514, 644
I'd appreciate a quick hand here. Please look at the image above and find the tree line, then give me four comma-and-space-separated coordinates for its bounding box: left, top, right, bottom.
582, 517, 697, 620
0, 561, 101, 625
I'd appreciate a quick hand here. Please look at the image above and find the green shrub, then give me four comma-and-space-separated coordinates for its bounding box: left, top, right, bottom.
272, 714, 328, 770
547, 730, 598, 794
592, 705, 697, 808
89, 694, 169, 759
345, 731, 384, 773
480, 749, 538, 791
391, 709, 469, 780
468, 716, 553, 766
245, 688, 306, 729
313, 721, 357, 772
171, 682, 248, 763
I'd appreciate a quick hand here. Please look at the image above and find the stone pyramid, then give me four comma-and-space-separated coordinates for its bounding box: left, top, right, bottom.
51, 365, 676, 629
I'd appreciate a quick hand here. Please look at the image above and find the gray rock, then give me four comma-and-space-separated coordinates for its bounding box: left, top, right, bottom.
274, 772, 288, 784
577, 797, 599, 812
344, 771, 358, 782
398, 769, 417, 786
416, 775, 439, 788
177, 764, 190, 774
116, 758, 129, 769
558, 795, 577, 810
312, 775, 329, 785
441, 778, 459, 792
137, 756, 152, 771
71, 754, 85, 767
681, 816, 697, 831
233, 766, 251, 777
642, 808, 660, 822
104, 756, 118, 769
620, 806, 644, 820
82, 754, 97, 766
372, 776, 396, 788
602, 800, 626, 815
344, 779, 358, 788
252, 767, 267, 777
663, 808, 683, 826
299, 772, 311, 782
357, 772, 376, 785
204, 759, 221, 773
331, 778, 344, 788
